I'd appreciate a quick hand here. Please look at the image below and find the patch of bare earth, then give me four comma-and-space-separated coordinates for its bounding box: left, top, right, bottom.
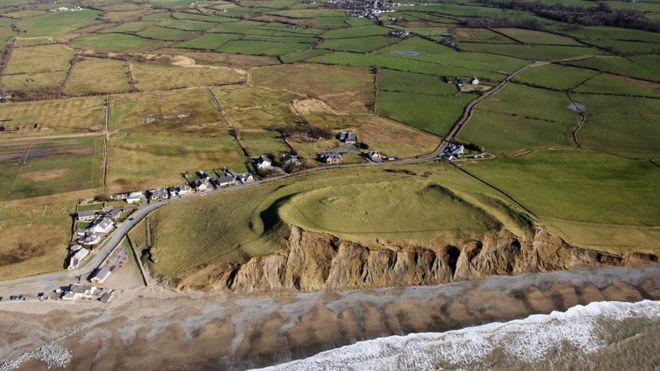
291, 98, 338, 116
19, 168, 69, 182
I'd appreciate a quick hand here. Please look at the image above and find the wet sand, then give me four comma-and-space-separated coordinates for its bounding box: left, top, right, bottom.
1, 265, 658, 370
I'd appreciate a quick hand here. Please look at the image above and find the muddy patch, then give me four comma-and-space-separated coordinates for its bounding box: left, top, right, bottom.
19, 168, 69, 182
292, 98, 338, 116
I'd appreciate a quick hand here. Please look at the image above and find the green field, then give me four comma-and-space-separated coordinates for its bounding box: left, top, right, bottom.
377, 90, 474, 136
321, 24, 391, 38
15, 9, 100, 36
319, 36, 399, 52
576, 74, 660, 97
464, 149, 660, 251
567, 56, 660, 82
478, 83, 578, 124
495, 28, 583, 45
377, 69, 457, 95
576, 94, 660, 159
219, 39, 311, 56
137, 26, 193, 41
0, 96, 105, 134
514, 64, 597, 90
4, 44, 73, 75
238, 129, 290, 157
175, 33, 241, 50
460, 43, 601, 61
71, 33, 160, 52
0, 137, 103, 200
458, 110, 577, 153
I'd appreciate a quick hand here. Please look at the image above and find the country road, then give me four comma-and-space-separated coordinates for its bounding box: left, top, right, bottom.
0, 58, 578, 291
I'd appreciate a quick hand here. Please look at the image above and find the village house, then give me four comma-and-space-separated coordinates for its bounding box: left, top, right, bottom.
216, 175, 236, 187
366, 151, 384, 162
443, 143, 465, 160
388, 29, 410, 38
67, 247, 90, 270
76, 209, 100, 222
338, 131, 357, 145
236, 172, 255, 183
256, 154, 273, 170
318, 151, 343, 164
282, 153, 301, 166
90, 217, 113, 234
90, 266, 112, 284
193, 178, 211, 191
169, 185, 193, 197
78, 232, 102, 246
61, 284, 99, 301
126, 191, 144, 204
148, 188, 168, 201
105, 208, 122, 221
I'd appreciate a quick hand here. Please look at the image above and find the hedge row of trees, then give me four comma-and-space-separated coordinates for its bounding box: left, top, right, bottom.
477, 0, 660, 32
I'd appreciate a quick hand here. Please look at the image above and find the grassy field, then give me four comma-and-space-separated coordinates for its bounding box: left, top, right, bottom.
237, 129, 290, 157
15, 9, 100, 36
575, 74, 660, 97
514, 64, 597, 90
377, 69, 457, 95
4, 44, 73, 74
454, 28, 514, 44
99, 21, 151, 33
71, 33, 160, 52
137, 26, 193, 41
355, 115, 442, 158
0, 197, 74, 280
219, 39, 311, 56
459, 43, 601, 61
250, 64, 374, 112
567, 56, 660, 82
377, 90, 474, 136
131, 62, 244, 91
576, 94, 660, 159
64, 58, 131, 96
0, 96, 105, 134
458, 110, 577, 154
108, 88, 220, 132
495, 28, 583, 45
321, 24, 391, 38
319, 35, 399, 52
464, 149, 659, 252
175, 33, 241, 50
478, 83, 578, 124
0, 71, 65, 91
0, 137, 103, 200
108, 130, 246, 192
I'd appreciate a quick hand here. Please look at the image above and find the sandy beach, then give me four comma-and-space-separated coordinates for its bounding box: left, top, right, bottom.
1, 264, 658, 370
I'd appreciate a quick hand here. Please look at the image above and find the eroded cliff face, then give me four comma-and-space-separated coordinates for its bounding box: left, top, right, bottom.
172, 226, 657, 292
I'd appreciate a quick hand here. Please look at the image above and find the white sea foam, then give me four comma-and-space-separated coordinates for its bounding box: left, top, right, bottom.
256, 300, 660, 371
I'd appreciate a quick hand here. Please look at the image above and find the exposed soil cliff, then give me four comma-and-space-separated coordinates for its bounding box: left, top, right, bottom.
172, 226, 657, 292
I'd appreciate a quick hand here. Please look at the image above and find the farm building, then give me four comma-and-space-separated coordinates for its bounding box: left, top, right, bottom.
90, 266, 112, 284
67, 247, 90, 270
338, 131, 357, 144
366, 151, 384, 162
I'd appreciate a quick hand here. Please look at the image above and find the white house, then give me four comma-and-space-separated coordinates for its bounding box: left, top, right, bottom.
217, 176, 236, 187
67, 248, 90, 270
256, 155, 272, 169
78, 232, 102, 246
126, 191, 144, 204
90, 217, 113, 234
90, 267, 112, 284
471, 77, 480, 85
236, 173, 254, 183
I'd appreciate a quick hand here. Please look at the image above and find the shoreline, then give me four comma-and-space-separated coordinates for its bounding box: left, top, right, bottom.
1, 264, 658, 370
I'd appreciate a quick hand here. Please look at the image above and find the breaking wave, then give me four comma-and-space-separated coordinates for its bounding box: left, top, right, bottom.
257, 300, 660, 370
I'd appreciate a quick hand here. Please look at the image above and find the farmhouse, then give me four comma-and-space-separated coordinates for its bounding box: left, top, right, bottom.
236, 172, 255, 183
318, 151, 343, 164
126, 192, 144, 204
193, 178, 211, 191
67, 247, 90, 270
90, 266, 112, 284
90, 217, 113, 234
282, 153, 301, 166
366, 151, 384, 162
256, 155, 273, 169
61, 284, 99, 301
78, 232, 102, 246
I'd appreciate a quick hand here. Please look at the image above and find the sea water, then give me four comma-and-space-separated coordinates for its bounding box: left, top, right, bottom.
257, 300, 660, 370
